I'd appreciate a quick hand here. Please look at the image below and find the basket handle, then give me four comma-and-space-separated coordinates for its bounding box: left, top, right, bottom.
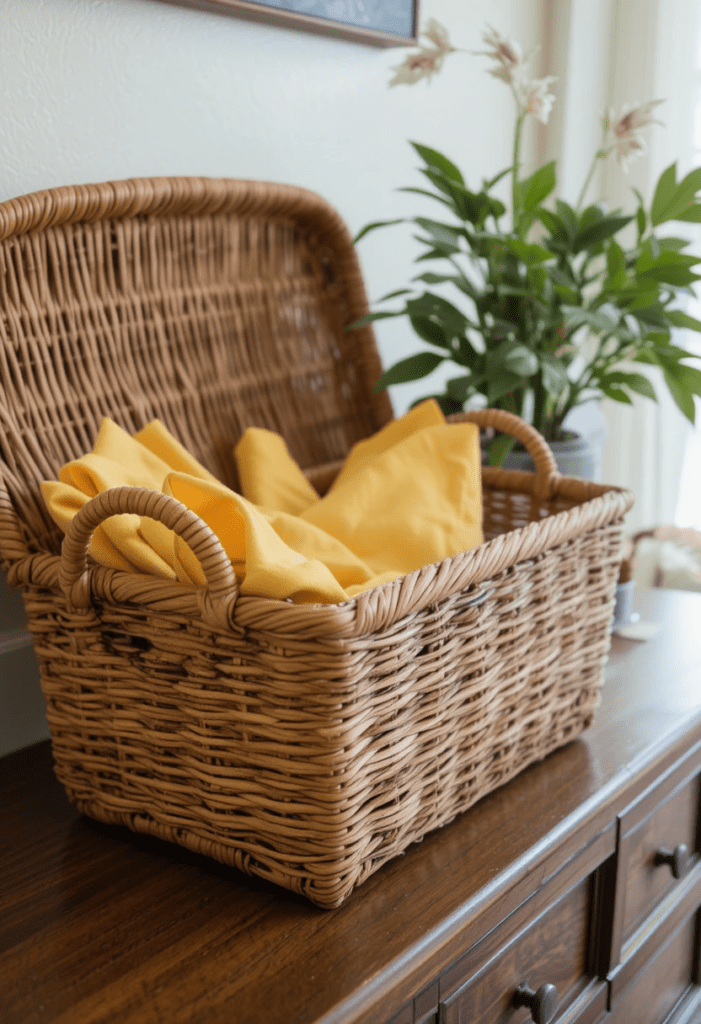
59, 486, 238, 630
450, 408, 560, 499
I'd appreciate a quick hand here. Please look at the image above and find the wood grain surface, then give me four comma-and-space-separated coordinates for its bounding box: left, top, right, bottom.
1, 588, 700, 1024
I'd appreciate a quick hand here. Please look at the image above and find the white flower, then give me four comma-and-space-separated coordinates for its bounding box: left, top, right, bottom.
389, 19, 455, 87
517, 75, 558, 125
422, 18, 451, 51
476, 25, 523, 86
606, 100, 665, 170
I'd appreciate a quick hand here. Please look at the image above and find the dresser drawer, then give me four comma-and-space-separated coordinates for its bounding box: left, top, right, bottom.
608, 910, 700, 1024
613, 746, 701, 960
439, 874, 606, 1024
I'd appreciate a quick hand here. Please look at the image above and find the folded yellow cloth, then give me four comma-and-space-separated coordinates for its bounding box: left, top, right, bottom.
41, 401, 483, 604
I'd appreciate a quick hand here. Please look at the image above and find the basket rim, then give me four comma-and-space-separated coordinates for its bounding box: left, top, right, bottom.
8, 477, 633, 640
0, 175, 350, 243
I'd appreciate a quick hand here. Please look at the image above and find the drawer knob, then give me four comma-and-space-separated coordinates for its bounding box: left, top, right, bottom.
513, 983, 558, 1024
655, 843, 689, 880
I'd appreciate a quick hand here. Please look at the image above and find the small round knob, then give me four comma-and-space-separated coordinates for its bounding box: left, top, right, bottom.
655, 844, 689, 880
513, 983, 558, 1024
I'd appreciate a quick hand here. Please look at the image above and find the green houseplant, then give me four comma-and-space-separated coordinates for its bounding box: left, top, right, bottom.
353, 22, 701, 465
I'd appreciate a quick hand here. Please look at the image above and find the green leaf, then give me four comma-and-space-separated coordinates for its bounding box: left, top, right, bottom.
579, 203, 606, 229
497, 284, 542, 298
555, 199, 578, 237
540, 354, 569, 396
409, 316, 448, 349
377, 288, 413, 302
488, 433, 517, 466
347, 310, 404, 330
636, 244, 701, 275
674, 203, 701, 222
656, 236, 691, 252
397, 186, 454, 210
602, 371, 657, 401
572, 215, 632, 253
536, 207, 568, 241
562, 304, 618, 333
674, 363, 701, 396
658, 166, 701, 223
405, 291, 471, 341
414, 217, 465, 249
353, 219, 404, 244
374, 351, 445, 390
606, 239, 626, 286
483, 166, 512, 190
413, 234, 462, 257
667, 309, 701, 332
503, 344, 539, 377
486, 368, 523, 403
550, 266, 577, 289
632, 187, 647, 240
661, 343, 700, 361
626, 290, 663, 313
638, 264, 701, 287
486, 318, 517, 340
650, 162, 678, 225
411, 142, 465, 185
417, 170, 477, 221
506, 239, 556, 265
488, 197, 507, 220
661, 365, 697, 423
602, 386, 634, 405
409, 392, 462, 415
435, 393, 466, 415
519, 161, 557, 213
412, 271, 454, 284
651, 164, 701, 224
634, 310, 671, 333
446, 374, 476, 402
413, 270, 479, 300
553, 284, 580, 304
414, 247, 455, 263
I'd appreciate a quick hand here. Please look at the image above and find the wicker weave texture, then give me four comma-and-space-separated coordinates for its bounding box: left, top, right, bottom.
0, 177, 633, 908
0, 176, 392, 560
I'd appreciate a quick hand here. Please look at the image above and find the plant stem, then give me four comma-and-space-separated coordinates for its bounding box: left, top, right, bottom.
511, 110, 526, 233
532, 373, 550, 437
575, 153, 601, 213
576, 144, 614, 212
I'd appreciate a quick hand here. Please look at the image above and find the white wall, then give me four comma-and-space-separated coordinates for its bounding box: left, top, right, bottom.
0, 0, 545, 755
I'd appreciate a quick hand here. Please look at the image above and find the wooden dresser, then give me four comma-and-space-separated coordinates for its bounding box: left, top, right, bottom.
1, 586, 700, 1024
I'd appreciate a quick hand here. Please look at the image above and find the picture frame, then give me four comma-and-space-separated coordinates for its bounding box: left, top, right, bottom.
157, 0, 418, 46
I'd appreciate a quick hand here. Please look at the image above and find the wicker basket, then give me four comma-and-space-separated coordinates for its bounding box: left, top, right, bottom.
0, 177, 633, 909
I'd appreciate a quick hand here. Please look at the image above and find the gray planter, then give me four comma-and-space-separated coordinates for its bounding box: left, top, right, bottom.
485, 432, 603, 482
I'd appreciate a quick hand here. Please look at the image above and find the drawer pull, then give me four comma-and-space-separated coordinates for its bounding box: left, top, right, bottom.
512, 983, 558, 1024
654, 843, 689, 879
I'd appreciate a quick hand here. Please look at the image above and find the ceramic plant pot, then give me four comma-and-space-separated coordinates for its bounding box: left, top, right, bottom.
485, 432, 603, 482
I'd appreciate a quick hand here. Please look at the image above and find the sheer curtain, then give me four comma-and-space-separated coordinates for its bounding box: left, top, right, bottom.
674, 28, 701, 531
598, 0, 701, 533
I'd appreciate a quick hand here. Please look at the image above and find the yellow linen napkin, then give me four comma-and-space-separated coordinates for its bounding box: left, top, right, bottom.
42, 402, 483, 604
327, 398, 445, 494
299, 422, 483, 577
234, 428, 319, 515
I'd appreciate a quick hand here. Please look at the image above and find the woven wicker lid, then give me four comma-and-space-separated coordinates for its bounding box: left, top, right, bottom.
0, 176, 393, 559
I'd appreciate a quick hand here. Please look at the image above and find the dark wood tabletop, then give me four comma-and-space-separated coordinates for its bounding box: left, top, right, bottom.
2, 587, 700, 1024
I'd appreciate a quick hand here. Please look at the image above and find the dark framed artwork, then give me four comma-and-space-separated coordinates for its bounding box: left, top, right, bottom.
158, 0, 418, 45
